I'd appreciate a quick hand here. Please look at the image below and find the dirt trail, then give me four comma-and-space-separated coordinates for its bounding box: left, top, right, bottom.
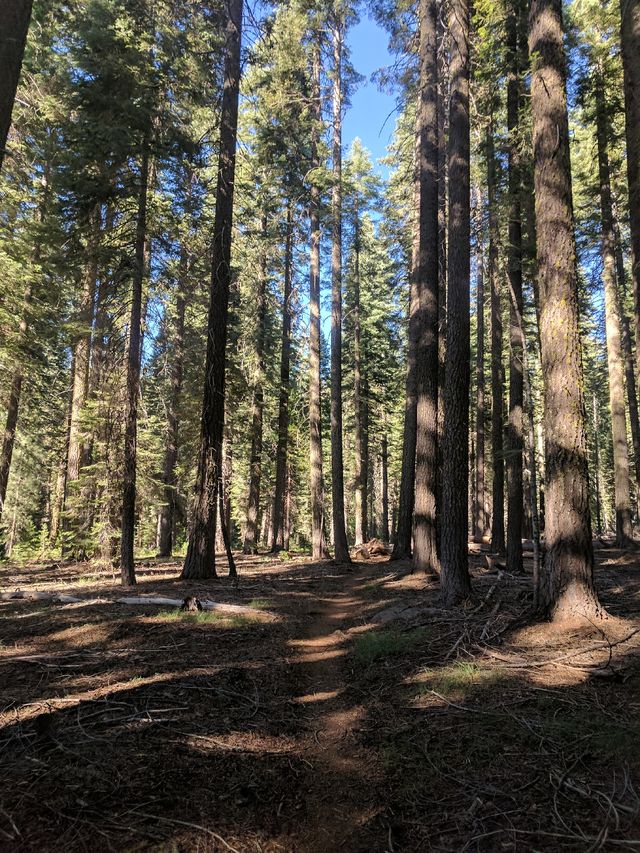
290, 567, 384, 852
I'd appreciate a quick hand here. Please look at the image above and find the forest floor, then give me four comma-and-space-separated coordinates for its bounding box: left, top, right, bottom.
1, 546, 640, 851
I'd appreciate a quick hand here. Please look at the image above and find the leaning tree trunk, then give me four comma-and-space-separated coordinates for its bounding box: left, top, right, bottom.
440, 0, 471, 605
182, 0, 243, 580
120, 141, 150, 586
243, 216, 268, 554
529, 0, 601, 620
506, 0, 524, 574
0, 0, 33, 171
157, 246, 188, 557
595, 78, 634, 546
308, 41, 328, 561
620, 0, 640, 388
413, 0, 440, 575
271, 204, 293, 552
330, 15, 351, 564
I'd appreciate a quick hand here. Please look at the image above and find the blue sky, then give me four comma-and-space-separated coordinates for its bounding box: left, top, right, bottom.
343, 12, 398, 177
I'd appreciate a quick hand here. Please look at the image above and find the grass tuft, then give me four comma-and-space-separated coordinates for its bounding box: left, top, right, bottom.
353, 628, 430, 664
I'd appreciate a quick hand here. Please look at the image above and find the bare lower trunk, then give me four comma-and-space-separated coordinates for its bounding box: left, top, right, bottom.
353, 213, 368, 545
381, 431, 389, 542
182, 0, 243, 580
529, 0, 600, 620
440, 0, 471, 604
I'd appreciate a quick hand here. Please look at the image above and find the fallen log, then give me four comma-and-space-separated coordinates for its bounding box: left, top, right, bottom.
0, 590, 82, 603
116, 596, 278, 619
0, 589, 277, 619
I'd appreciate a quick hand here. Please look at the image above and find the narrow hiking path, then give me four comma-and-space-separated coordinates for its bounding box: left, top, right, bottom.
288, 566, 385, 852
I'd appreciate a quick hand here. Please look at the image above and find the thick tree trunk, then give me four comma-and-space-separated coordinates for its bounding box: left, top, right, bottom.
0, 373, 23, 538
413, 0, 440, 575
353, 213, 368, 545
474, 240, 488, 542
330, 16, 350, 564
440, 0, 471, 604
529, 0, 601, 620
436, 0, 448, 556
620, 0, 640, 387
595, 81, 634, 545
243, 217, 268, 554
182, 0, 242, 580
487, 120, 505, 554
0, 0, 32, 171
63, 207, 101, 557
120, 142, 150, 586
271, 204, 293, 552
157, 246, 188, 557
308, 42, 328, 561
506, 0, 524, 573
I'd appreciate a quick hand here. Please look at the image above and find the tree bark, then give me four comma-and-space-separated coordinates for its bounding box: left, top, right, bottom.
487, 119, 505, 554
620, 0, 640, 388
440, 0, 471, 604
0, 0, 32, 171
506, 0, 524, 573
529, 0, 601, 620
308, 41, 328, 561
474, 237, 488, 542
393, 117, 422, 560
182, 0, 243, 580
157, 245, 188, 557
242, 216, 268, 554
413, 0, 440, 575
381, 430, 389, 542
353, 210, 368, 545
595, 79, 634, 545
63, 206, 101, 558
271, 204, 293, 552
330, 15, 350, 563
120, 141, 150, 586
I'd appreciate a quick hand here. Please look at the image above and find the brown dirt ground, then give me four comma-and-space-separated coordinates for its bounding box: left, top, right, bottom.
1, 546, 640, 851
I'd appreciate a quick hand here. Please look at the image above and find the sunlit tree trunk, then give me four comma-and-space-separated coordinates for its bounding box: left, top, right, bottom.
182, 0, 243, 579
529, 0, 600, 620
413, 0, 440, 574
